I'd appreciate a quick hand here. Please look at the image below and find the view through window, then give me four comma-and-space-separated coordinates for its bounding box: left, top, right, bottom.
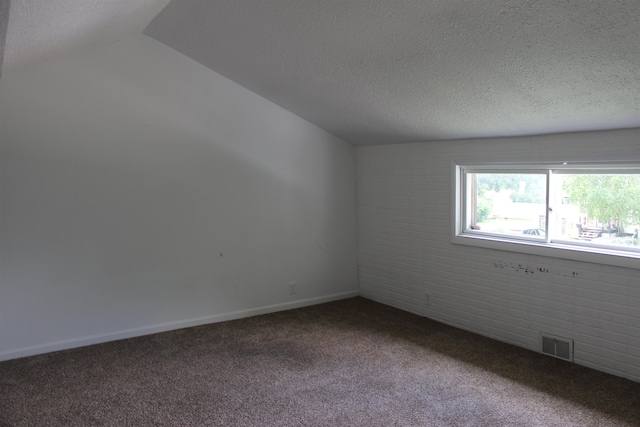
461, 167, 640, 253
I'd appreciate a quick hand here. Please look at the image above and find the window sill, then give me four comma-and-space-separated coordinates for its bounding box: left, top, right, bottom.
452, 233, 640, 270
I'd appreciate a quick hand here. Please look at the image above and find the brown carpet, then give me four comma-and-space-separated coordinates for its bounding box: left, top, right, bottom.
1, 297, 639, 426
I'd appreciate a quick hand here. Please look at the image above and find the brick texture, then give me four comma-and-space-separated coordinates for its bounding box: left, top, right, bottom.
357, 129, 640, 382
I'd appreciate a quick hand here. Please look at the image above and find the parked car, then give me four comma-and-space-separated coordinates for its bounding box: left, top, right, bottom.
523, 228, 545, 236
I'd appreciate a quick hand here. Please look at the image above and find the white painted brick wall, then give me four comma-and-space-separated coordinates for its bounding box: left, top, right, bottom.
357, 128, 640, 382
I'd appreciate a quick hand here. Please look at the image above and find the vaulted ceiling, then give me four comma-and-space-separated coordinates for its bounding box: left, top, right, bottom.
3, 0, 640, 145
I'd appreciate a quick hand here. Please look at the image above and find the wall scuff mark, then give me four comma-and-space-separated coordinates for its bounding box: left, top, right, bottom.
492, 260, 578, 277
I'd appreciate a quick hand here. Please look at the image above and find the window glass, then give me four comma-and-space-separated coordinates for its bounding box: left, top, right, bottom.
456, 164, 640, 262
555, 173, 640, 248
465, 172, 547, 240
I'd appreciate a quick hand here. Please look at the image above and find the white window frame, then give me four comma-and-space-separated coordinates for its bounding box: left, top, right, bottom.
452, 161, 640, 270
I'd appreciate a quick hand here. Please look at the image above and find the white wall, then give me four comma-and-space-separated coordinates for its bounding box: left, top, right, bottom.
0, 35, 358, 360
357, 129, 640, 382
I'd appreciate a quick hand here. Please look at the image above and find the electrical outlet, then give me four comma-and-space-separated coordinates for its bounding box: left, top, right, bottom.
288, 282, 297, 295
424, 291, 431, 306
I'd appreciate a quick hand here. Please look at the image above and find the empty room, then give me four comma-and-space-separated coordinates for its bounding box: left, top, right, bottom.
1, 1, 639, 426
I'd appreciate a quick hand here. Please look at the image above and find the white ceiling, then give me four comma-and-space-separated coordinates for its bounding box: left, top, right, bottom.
2, 0, 171, 73
0, 2, 9, 77
4, 0, 640, 145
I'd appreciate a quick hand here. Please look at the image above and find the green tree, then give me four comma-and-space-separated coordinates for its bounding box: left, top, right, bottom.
476, 196, 492, 223
477, 174, 521, 193
477, 173, 545, 203
563, 174, 640, 233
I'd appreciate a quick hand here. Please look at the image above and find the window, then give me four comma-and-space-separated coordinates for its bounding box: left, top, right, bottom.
453, 162, 640, 268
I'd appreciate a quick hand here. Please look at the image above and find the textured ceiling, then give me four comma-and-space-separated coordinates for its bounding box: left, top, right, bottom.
4, 1, 640, 145
144, 0, 640, 145
0, 1, 9, 77
2, 0, 171, 73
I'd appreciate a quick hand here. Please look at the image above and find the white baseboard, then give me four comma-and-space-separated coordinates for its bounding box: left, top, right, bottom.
0, 290, 360, 362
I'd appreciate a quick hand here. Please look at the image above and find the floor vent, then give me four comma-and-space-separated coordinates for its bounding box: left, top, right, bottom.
541, 334, 573, 362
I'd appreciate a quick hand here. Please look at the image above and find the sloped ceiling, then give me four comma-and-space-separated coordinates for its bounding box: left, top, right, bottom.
4, 0, 640, 145
2, 0, 171, 74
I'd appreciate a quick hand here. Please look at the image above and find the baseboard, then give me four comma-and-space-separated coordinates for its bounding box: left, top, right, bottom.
0, 290, 360, 362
